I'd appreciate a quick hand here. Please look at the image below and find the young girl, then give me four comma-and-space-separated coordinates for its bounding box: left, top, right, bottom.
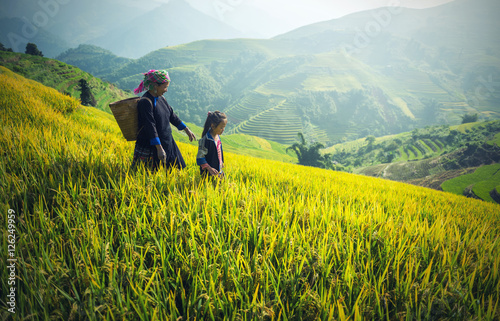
196, 111, 227, 178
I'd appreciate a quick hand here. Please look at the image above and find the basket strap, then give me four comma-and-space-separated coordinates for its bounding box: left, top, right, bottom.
140, 97, 154, 108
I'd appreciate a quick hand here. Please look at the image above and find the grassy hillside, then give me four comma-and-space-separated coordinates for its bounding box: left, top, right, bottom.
326, 121, 500, 203
326, 121, 500, 166
55, 44, 133, 79
441, 163, 500, 203
2, 65, 500, 320
0, 51, 129, 113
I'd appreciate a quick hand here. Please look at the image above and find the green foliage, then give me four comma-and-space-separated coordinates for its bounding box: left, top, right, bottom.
167, 66, 229, 127
366, 135, 376, 145
55, 44, 132, 79
461, 113, 479, 124
442, 164, 500, 203
78, 78, 96, 107
0, 51, 129, 112
25, 43, 43, 57
330, 121, 500, 172
0, 42, 13, 52
287, 133, 333, 169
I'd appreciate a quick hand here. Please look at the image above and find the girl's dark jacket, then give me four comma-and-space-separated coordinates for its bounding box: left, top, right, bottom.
196, 131, 224, 176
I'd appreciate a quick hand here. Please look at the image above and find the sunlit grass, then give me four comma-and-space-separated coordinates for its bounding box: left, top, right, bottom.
1, 66, 499, 320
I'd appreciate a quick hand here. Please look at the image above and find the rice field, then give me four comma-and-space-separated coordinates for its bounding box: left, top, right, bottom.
225, 92, 272, 124
441, 164, 500, 203
1, 67, 500, 320
233, 100, 303, 145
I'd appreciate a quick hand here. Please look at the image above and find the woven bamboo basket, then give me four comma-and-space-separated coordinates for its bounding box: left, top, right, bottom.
109, 97, 140, 141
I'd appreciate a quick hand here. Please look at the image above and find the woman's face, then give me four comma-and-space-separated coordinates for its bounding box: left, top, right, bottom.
211, 119, 227, 136
155, 82, 170, 96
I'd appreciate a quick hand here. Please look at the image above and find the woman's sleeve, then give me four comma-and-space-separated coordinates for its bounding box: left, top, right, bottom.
138, 98, 160, 145
166, 100, 186, 131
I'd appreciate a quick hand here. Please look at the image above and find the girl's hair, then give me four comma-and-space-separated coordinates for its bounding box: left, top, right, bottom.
202, 111, 227, 137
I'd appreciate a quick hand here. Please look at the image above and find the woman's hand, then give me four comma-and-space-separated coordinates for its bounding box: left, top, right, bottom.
184, 127, 196, 142
156, 145, 167, 163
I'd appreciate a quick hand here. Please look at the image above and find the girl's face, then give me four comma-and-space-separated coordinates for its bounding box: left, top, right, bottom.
211, 119, 227, 136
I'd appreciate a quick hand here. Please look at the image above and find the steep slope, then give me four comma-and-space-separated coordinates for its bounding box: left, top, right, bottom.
0, 51, 129, 112
1, 65, 499, 320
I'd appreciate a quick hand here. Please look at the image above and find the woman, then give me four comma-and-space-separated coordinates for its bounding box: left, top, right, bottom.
131, 69, 196, 172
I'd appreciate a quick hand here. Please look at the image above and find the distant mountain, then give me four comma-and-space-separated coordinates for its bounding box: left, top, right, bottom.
0, 0, 244, 58
86, 0, 244, 58
0, 0, 148, 58
0, 17, 70, 58
56, 44, 132, 80
275, 0, 500, 67
57, 0, 500, 145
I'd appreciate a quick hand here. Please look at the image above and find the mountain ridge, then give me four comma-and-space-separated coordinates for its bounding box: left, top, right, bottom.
0, 0, 247, 58
87, 0, 244, 58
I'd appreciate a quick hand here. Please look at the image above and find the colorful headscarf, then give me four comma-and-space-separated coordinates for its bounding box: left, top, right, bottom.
133, 69, 170, 94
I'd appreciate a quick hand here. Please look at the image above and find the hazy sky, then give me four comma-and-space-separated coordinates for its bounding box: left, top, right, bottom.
153, 0, 456, 37
183, 0, 455, 19
0, 0, 456, 39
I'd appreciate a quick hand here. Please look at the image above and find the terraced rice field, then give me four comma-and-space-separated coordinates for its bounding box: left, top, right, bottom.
225, 92, 272, 123
442, 164, 500, 203
395, 69, 451, 101
307, 125, 330, 145
255, 73, 304, 96
233, 100, 303, 144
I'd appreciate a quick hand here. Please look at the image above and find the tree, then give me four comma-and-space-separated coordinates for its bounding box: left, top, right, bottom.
78, 79, 96, 107
366, 135, 376, 145
365, 135, 376, 151
461, 113, 478, 124
287, 133, 329, 168
0, 42, 13, 52
25, 43, 43, 57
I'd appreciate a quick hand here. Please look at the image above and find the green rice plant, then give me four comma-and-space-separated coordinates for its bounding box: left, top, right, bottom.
1, 67, 500, 320
442, 164, 500, 198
